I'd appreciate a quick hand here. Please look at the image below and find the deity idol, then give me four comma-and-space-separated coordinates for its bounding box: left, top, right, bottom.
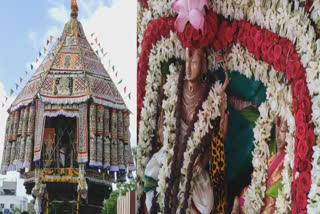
144, 47, 230, 214
231, 117, 288, 214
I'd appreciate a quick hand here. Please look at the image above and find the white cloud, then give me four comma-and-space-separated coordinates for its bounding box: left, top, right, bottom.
78, 0, 105, 18
82, 0, 137, 146
48, 3, 69, 24
27, 25, 61, 50
28, 31, 38, 50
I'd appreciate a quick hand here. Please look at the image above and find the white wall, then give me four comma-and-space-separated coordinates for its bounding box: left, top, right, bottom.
0, 195, 28, 212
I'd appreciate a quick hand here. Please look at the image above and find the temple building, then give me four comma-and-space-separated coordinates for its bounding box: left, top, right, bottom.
0, 0, 135, 213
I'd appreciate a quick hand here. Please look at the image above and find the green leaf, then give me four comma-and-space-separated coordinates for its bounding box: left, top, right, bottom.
161, 61, 170, 76
266, 179, 283, 198
237, 106, 260, 126
317, 136, 320, 146
268, 138, 277, 155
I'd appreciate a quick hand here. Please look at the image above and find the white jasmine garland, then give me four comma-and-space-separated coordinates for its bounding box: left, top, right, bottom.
308, 141, 320, 213
147, 0, 176, 19
308, 2, 320, 212
176, 81, 224, 213
137, 32, 184, 209
137, 3, 152, 57
311, 0, 320, 25
157, 64, 181, 211
227, 44, 295, 213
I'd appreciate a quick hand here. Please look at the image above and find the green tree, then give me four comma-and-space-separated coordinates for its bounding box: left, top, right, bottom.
101, 178, 136, 214
11, 207, 21, 214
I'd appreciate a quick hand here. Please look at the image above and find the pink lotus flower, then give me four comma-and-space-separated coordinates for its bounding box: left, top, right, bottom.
172, 0, 209, 32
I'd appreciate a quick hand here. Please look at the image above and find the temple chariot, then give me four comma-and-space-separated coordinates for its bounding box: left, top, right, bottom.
0, 1, 135, 213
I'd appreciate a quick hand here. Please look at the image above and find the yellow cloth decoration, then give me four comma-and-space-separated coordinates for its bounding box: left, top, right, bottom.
71, 20, 75, 36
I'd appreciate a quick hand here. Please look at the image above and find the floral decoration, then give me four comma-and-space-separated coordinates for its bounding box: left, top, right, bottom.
137, 0, 320, 212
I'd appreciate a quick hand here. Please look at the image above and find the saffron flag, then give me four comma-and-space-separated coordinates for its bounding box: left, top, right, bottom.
44, 47, 47, 55
19, 77, 23, 83
25, 71, 28, 76
10, 89, 14, 96
50, 35, 54, 42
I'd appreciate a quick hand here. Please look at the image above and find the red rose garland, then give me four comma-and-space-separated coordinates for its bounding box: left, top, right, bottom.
138, 8, 316, 213
305, 0, 313, 12
137, 17, 175, 125
219, 19, 315, 213
176, 10, 219, 49
227, 20, 315, 213
138, 0, 149, 9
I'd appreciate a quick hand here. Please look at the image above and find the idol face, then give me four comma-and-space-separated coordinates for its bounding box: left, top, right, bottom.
276, 117, 288, 151
185, 48, 203, 82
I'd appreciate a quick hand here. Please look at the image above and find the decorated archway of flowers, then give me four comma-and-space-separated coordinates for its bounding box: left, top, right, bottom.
137, 0, 320, 213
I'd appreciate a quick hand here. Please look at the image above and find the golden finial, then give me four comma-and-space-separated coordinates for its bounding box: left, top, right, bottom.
70, 0, 79, 19
71, 0, 79, 11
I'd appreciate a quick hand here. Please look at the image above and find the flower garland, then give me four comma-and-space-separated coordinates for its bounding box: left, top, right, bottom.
156, 64, 181, 211
138, 0, 149, 10
308, 1, 320, 212
311, 0, 320, 26
209, 2, 316, 210
228, 43, 295, 213
244, 102, 273, 213
137, 0, 320, 212
246, 1, 317, 212
146, 0, 176, 19
231, 19, 314, 212
175, 10, 219, 49
137, 3, 152, 57
175, 81, 223, 213
137, 17, 175, 124
137, 32, 184, 209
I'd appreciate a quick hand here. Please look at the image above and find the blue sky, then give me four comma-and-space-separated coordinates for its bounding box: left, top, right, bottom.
0, 0, 113, 98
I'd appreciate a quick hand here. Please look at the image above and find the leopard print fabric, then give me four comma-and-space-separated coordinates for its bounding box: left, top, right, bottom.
210, 131, 227, 213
